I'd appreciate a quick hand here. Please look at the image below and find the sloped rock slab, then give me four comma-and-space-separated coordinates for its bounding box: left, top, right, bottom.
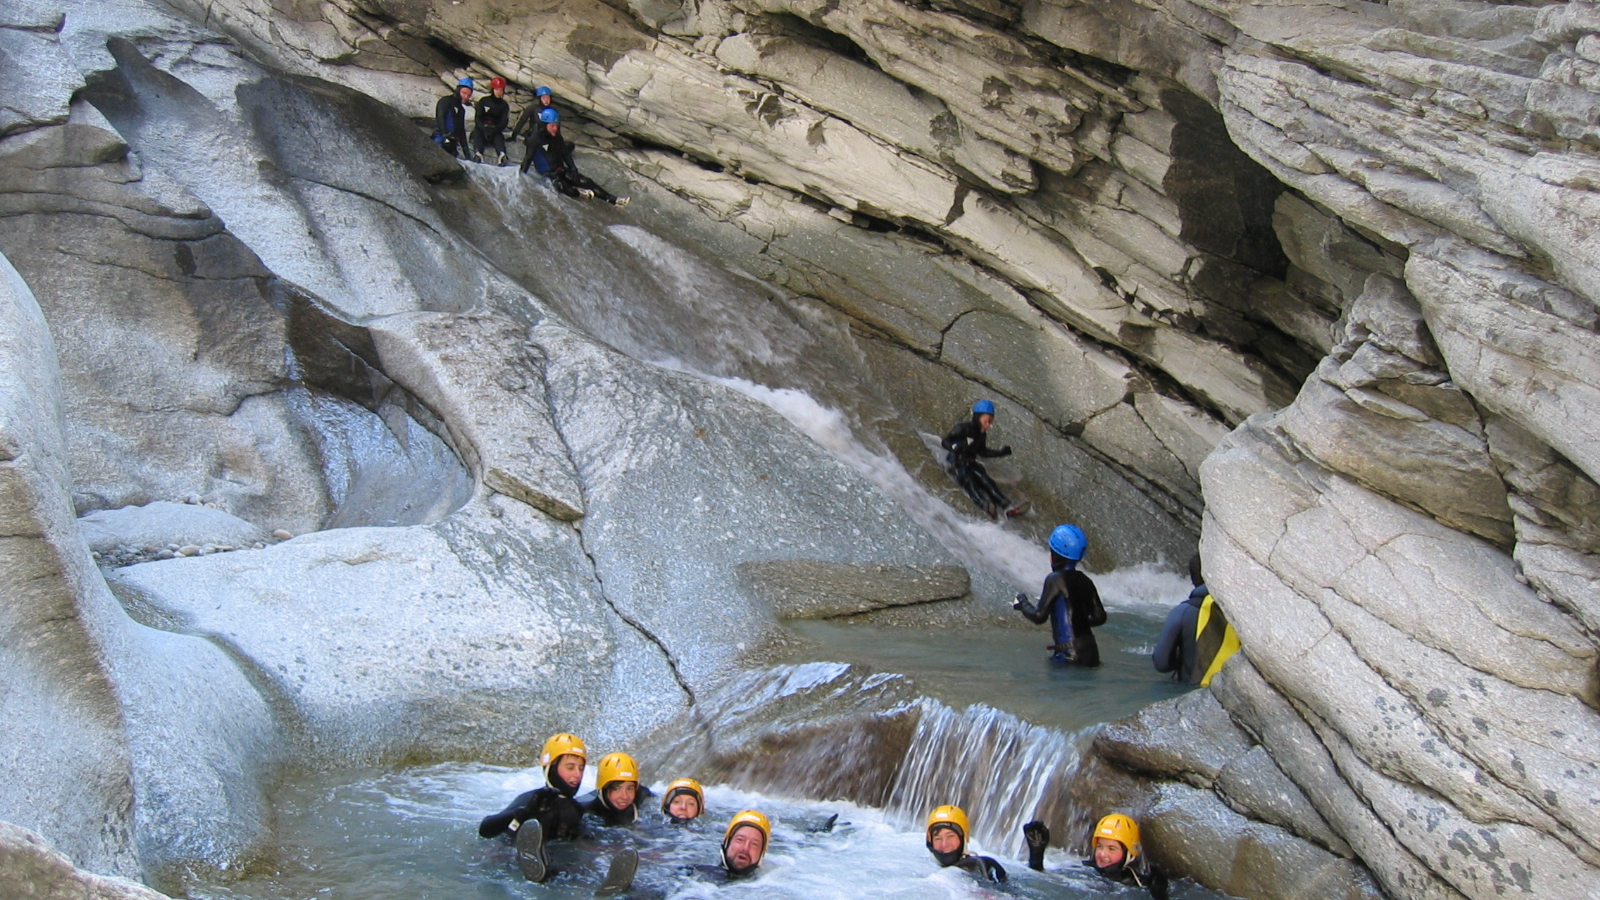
77, 501, 266, 555
0, 821, 170, 900
736, 559, 970, 619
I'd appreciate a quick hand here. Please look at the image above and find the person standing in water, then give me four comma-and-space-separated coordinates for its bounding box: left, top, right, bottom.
925, 805, 1006, 884
1013, 524, 1106, 665
942, 399, 1024, 520
1022, 815, 1169, 899
1154, 553, 1240, 686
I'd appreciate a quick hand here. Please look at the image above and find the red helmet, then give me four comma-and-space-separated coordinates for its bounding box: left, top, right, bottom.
490, 76, 507, 90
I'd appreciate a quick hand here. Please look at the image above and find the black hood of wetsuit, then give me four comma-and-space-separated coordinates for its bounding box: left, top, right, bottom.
927, 824, 965, 867
661, 784, 702, 824
578, 788, 641, 826
546, 756, 581, 798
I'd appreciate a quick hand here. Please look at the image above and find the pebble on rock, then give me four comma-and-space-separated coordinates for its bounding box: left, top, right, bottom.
271, 529, 293, 541
178, 545, 200, 557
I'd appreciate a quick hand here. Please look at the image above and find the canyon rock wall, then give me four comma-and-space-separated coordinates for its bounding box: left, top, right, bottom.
2, 0, 1598, 898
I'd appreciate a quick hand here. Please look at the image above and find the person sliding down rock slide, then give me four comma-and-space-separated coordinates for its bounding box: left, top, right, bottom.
477, 733, 638, 895
521, 109, 630, 207
1013, 524, 1105, 666
1022, 816, 1169, 900
942, 399, 1026, 520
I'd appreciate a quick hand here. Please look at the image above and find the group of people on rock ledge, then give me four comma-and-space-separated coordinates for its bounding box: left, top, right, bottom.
952, 399, 1240, 682
480, 733, 1169, 897
434, 77, 629, 207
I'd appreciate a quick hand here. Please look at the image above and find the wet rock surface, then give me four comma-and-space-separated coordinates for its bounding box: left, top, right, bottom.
0, 822, 171, 900
738, 560, 971, 619
4, 0, 1600, 897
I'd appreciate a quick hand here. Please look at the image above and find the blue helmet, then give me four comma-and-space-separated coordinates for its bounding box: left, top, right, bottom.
457, 77, 475, 89
535, 86, 553, 97
538, 108, 560, 124
1049, 524, 1087, 561
972, 399, 996, 416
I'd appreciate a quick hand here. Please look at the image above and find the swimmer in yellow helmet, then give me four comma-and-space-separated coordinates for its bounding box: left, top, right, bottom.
478, 733, 592, 883
1022, 815, 1169, 899
578, 751, 653, 827
926, 805, 1006, 884
687, 809, 770, 882
660, 777, 705, 824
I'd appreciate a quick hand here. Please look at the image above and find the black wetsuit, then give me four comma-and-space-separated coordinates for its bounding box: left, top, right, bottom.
1016, 566, 1105, 666
531, 129, 617, 202
1153, 585, 1207, 683
434, 92, 468, 158
1087, 858, 1170, 900
687, 863, 757, 884
471, 94, 511, 160
578, 787, 653, 827
479, 786, 584, 842
941, 416, 1012, 515
511, 103, 555, 173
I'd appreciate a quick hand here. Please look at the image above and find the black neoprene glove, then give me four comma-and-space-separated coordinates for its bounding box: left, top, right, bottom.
998, 445, 1012, 456
1023, 820, 1049, 871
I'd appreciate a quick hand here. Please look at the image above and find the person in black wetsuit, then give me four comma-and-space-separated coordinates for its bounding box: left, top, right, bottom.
578, 751, 654, 827
1153, 553, 1240, 686
942, 399, 1022, 520
1013, 524, 1106, 666
686, 809, 770, 883
660, 777, 704, 824
1022, 815, 1169, 899
471, 76, 512, 165
925, 805, 1006, 884
478, 732, 588, 882
510, 86, 557, 172
521, 110, 630, 207
434, 77, 473, 158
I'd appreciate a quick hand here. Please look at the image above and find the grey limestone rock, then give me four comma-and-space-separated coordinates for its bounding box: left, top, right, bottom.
76, 501, 267, 555
1094, 689, 1253, 788
736, 560, 970, 619
0, 821, 170, 900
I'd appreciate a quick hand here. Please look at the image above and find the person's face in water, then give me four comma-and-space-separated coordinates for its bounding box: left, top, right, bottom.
929, 825, 963, 856
667, 793, 700, 820
551, 755, 584, 790
725, 826, 765, 870
603, 781, 638, 810
977, 413, 994, 432
1093, 837, 1127, 868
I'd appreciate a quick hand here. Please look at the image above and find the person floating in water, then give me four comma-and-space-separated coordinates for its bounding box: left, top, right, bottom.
942, 399, 1024, 520
660, 777, 704, 824
433, 77, 473, 158
478, 732, 588, 881
522, 109, 630, 207
925, 805, 1006, 884
579, 751, 653, 827
1154, 553, 1240, 686
471, 76, 511, 165
686, 809, 770, 883
1013, 524, 1106, 665
1022, 815, 1169, 899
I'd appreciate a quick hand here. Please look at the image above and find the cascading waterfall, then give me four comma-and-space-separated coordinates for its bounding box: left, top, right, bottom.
884, 701, 1096, 858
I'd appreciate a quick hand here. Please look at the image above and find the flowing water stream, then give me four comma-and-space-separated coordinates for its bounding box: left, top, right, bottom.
181, 168, 1217, 900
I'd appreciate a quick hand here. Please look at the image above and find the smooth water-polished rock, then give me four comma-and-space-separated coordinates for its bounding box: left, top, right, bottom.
0, 249, 280, 881
0, 821, 171, 900
76, 502, 267, 556
110, 494, 684, 765
737, 560, 970, 619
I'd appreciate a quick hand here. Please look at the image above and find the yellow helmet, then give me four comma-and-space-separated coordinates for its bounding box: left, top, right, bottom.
1093, 813, 1141, 861
660, 777, 705, 817
539, 733, 587, 768
926, 804, 969, 843
597, 751, 639, 788
722, 809, 771, 862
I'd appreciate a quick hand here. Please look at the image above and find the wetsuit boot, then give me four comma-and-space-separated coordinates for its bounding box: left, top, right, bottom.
515, 820, 548, 882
